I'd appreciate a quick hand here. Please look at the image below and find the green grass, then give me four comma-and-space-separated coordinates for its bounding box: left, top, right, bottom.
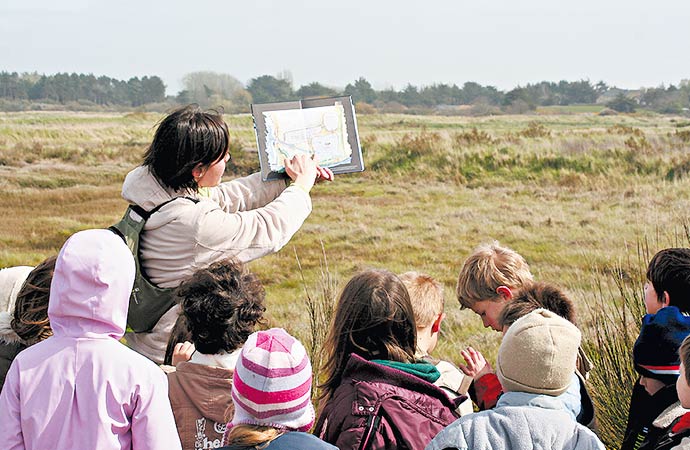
2, 111, 690, 446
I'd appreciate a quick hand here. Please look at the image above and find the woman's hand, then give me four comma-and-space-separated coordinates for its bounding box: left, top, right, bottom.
172, 341, 195, 366
284, 154, 318, 192
458, 346, 493, 380
316, 166, 334, 183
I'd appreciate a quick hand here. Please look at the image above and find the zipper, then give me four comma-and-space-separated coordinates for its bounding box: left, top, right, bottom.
358, 412, 382, 450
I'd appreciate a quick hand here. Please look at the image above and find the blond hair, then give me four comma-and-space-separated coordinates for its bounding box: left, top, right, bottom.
399, 271, 444, 327
456, 241, 533, 308
223, 424, 283, 448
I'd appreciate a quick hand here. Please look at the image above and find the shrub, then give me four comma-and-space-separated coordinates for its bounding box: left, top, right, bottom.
518, 121, 551, 138
454, 128, 495, 147
625, 136, 651, 152
298, 244, 337, 408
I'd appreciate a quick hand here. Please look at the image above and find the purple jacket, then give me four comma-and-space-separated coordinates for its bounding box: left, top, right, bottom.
0, 229, 181, 450
315, 354, 462, 450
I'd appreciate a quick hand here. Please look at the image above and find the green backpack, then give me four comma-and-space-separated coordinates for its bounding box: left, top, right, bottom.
109, 197, 198, 333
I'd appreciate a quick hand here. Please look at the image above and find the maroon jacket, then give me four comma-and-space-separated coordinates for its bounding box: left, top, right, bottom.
315, 354, 462, 450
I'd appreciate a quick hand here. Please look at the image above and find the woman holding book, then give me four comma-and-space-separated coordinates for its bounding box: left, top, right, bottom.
120, 104, 333, 363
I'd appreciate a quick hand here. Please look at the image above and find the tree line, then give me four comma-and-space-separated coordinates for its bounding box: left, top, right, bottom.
1, 70, 689, 115
0, 72, 165, 108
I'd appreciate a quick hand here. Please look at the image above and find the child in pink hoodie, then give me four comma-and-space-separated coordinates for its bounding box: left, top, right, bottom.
0, 229, 181, 450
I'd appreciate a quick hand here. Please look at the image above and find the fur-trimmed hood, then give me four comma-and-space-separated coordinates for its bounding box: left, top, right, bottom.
0, 311, 22, 345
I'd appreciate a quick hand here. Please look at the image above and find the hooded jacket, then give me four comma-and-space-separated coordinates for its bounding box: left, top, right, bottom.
0, 229, 181, 450
315, 354, 462, 450
121, 167, 312, 363
167, 361, 235, 450
425, 392, 605, 450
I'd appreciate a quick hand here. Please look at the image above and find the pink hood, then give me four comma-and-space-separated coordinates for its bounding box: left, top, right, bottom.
48, 229, 134, 340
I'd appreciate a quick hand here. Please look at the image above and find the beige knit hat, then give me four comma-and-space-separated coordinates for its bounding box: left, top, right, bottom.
495, 308, 581, 396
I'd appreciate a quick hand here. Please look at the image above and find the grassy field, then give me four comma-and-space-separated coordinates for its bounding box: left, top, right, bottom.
2, 110, 690, 447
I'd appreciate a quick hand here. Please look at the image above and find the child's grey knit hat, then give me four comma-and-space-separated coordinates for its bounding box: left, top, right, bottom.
496, 308, 581, 396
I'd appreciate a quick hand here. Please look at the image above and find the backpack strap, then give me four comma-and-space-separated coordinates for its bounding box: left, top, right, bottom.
109, 196, 199, 333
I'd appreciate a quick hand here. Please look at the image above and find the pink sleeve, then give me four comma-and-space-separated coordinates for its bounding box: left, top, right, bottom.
130, 369, 181, 450
0, 363, 26, 450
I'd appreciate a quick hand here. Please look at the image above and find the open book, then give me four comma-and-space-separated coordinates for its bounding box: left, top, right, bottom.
251, 96, 364, 181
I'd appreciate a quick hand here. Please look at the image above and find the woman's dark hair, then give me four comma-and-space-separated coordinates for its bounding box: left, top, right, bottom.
319, 269, 417, 403
163, 313, 192, 366
12, 255, 57, 345
143, 104, 229, 191
176, 258, 266, 355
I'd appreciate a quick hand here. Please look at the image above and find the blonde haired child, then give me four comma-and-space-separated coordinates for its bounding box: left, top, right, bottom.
399, 271, 473, 415
456, 241, 533, 331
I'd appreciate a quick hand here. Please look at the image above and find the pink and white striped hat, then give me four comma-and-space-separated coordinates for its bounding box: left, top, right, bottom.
230, 328, 315, 432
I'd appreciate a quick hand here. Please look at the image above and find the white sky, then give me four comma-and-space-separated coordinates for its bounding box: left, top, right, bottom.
1, 0, 689, 95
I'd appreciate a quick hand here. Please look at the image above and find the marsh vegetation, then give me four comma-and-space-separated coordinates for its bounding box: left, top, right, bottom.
1, 110, 689, 447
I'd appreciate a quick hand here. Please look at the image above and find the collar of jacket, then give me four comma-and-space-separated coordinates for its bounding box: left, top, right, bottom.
671, 411, 690, 434
370, 358, 441, 383
652, 401, 688, 430
343, 353, 464, 409
496, 390, 573, 412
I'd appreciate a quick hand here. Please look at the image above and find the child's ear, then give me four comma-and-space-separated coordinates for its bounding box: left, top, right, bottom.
496, 286, 512, 301
431, 313, 445, 334
662, 291, 671, 307
191, 163, 205, 180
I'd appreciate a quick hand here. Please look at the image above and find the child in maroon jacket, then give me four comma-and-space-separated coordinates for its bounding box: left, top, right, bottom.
315, 269, 463, 450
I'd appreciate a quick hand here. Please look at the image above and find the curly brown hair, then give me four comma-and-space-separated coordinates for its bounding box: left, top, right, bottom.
12, 255, 57, 345
176, 258, 266, 355
498, 281, 576, 330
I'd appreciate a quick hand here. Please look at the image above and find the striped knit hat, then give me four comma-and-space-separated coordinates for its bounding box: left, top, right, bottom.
230, 328, 315, 432
634, 306, 690, 384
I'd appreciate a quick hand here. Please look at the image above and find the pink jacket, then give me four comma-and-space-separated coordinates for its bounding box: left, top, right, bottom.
0, 229, 181, 450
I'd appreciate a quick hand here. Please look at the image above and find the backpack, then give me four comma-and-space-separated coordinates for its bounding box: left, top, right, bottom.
109, 197, 198, 333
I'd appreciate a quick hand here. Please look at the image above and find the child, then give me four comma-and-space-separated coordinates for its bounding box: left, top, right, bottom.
399, 271, 473, 415
622, 306, 690, 449
649, 335, 690, 449
0, 256, 56, 390
426, 309, 605, 450
315, 269, 462, 450
219, 328, 336, 450
0, 229, 181, 449
456, 241, 533, 331
643, 248, 690, 315
460, 282, 596, 427
623, 248, 690, 450
166, 258, 266, 450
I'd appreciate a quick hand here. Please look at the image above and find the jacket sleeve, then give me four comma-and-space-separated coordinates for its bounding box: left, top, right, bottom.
0, 363, 26, 450
211, 173, 288, 213
469, 373, 503, 410
130, 369, 182, 450
195, 185, 312, 264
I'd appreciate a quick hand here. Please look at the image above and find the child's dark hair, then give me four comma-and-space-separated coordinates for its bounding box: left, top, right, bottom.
680, 335, 690, 386
319, 269, 417, 402
163, 313, 192, 366
646, 248, 690, 313
176, 258, 265, 355
499, 281, 576, 330
12, 255, 57, 345
143, 104, 229, 191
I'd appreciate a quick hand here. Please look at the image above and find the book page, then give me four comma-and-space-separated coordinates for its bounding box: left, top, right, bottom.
263, 102, 353, 172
